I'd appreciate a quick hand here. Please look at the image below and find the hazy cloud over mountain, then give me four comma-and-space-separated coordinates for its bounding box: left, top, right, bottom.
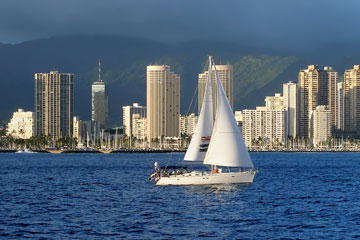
1, 0, 359, 50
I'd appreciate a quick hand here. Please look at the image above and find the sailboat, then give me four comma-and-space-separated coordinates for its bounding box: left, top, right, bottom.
152, 56, 256, 185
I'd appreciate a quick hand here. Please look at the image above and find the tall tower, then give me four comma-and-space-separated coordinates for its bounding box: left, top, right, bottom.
92, 60, 108, 129
298, 65, 328, 138
324, 66, 338, 127
283, 82, 298, 138
35, 71, 74, 140
336, 82, 344, 130
198, 63, 233, 115
344, 65, 360, 135
147, 65, 180, 141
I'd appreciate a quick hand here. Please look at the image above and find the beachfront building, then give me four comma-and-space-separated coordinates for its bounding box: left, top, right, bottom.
265, 93, 283, 110
324, 66, 338, 127
132, 115, 147, 140
122, 103, 146, 137
298, 65, 328, 138
7, 109, 34, 139
310, 105, 331, 146
179, 113, 199, 136
146, 65, 180, 141
283, 82, 298, 138
241, 106, 287, 147
336, 82, 344, 130
344, 65, 360, 136
34, 71, 74, 140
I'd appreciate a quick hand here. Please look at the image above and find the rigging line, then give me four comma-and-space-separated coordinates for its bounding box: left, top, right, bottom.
185, 56, 211, 116
186, 84, 198, 116
165, 151, 173, 169
191, 89, 198, 115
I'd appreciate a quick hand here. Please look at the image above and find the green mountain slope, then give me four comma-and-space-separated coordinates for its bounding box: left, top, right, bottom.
233, 55, 300, 109
0, 36, 304, 124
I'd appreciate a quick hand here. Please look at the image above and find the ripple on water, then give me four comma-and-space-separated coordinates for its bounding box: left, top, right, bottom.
1, 152, 360, 239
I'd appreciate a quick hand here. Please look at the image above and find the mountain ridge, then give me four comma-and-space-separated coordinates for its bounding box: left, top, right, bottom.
0, 35, 358, 125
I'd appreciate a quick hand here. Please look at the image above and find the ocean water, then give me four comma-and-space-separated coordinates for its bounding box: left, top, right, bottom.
0, 152, 360, 239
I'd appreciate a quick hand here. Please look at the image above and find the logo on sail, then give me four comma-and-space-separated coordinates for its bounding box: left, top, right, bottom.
201, 136, 211, 142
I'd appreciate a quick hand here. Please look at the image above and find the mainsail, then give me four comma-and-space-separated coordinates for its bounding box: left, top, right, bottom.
203, 59, 254, 168
184, 56, 214, 162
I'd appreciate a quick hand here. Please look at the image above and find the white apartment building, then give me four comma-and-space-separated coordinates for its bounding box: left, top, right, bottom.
7, 109, 34, 139
283, 82, 297, 138
132, 115, 147, 140
73, 116, 81, 140
241, 106, 287, 147
234, 111, 244, 133
123, 103, 146, 137
310, 105, 331, 146
265, 93, 283, 110
179, 113, 199, 136
336, 82, 344, 130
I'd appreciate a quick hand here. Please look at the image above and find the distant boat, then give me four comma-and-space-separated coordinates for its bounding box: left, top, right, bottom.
16, 147, 36, 154
150, 56, 257, 185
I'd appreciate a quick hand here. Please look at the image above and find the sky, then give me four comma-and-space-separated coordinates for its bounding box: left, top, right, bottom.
1, 0, 360, 50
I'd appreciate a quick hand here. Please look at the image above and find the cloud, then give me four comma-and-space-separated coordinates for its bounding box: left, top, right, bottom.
0, 0, 359, 50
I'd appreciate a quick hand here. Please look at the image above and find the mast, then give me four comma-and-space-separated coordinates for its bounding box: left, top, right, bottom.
183, 56, 214, 162
203, 58, 254, 168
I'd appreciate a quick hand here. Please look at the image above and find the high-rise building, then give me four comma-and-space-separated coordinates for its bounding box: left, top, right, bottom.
179, 113, 199, 136
336, 82, 344, 130
92, 60, 108, 129
265, 93, 283, 110
73, 116, 81, 141
122, 103, 146, 137
241, 107, 287, 147
234, 111, 244, 133
7, 109, 34, 139
146, 65, 180, 141
298, 65, 328, 138
324, 66, 338, 127
344, 65, 360, 135
132, 115, 147, 140
239, 93, 287, 147
310, 105, 331, 146
198, 64, 233, 114
283, 82, 298, 138
35, 71, 74, 139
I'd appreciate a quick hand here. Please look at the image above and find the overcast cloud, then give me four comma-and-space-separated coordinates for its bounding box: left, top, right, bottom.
0, 0, 359, 49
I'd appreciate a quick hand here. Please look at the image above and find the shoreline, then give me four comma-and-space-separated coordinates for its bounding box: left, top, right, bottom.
1, 149, 360, 154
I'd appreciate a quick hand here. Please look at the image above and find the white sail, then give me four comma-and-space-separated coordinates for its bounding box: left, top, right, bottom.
184, 56, 214, 162
203, 60, 254, 168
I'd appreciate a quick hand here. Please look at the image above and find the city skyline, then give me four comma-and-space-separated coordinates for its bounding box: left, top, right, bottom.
4, 60, 360, 146
1, 35, 360, 123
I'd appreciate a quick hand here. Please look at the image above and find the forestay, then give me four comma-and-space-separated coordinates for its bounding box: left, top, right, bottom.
183, 56, 214, 162
203, 60, 254, 168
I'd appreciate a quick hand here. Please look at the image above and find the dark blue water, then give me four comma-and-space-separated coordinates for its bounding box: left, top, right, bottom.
1, 152, 360, 239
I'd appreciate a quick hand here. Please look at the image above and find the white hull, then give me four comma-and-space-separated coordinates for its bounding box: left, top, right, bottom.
16, 149, 35, 154
156, 170, 256, 186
